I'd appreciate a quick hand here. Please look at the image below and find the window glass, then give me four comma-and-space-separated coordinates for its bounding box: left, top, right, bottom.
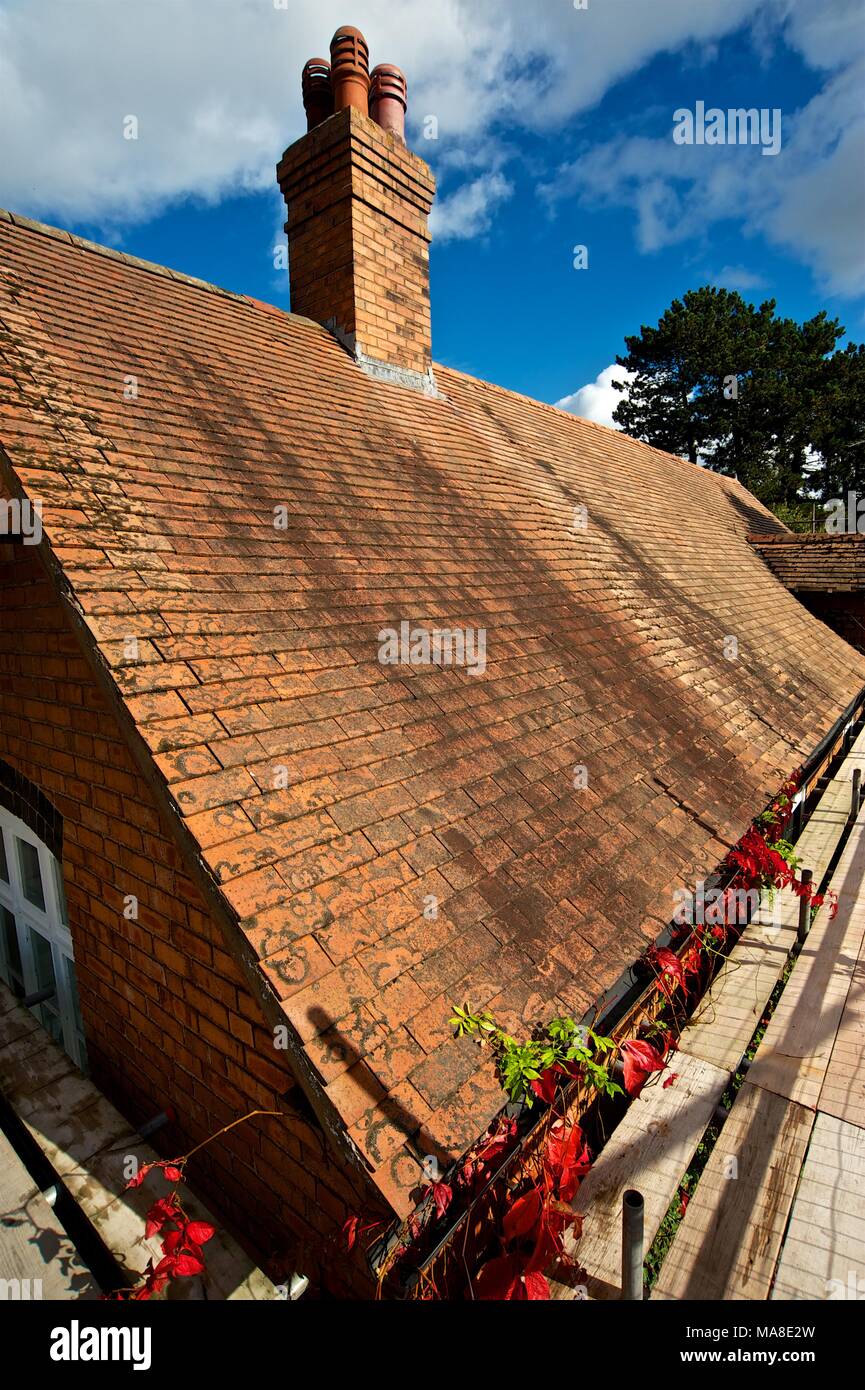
40, 1005, 64, 1044
63, 955, 87, 1068
37, 1002, 64, 1043
16, 838, 45, 911
63, 954, 83, 1031
28, 927, 62, 1043
0, 906, 24, 997
30, 926, 56, 994
52, 859, 68, 926
0, 811, 85, 1069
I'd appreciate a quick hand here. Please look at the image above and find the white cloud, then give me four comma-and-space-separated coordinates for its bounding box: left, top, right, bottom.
0, 0, 860, 290
540, 4, 865, 295
0, 0, 789, 235
557, 364, 635, 429
774, 0, 865, 71
765, 72, 865, 295
712, 265, 768, 292
430, 171, 513, 242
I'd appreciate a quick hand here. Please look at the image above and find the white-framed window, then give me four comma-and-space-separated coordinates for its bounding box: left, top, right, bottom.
0, 806, 86, 1071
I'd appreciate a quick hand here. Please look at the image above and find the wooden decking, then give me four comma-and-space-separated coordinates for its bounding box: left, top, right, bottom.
771, 1112, 865, 1301
818, 941, 865, 1129
550, 1052, 728, 1299
0, 1128, 98, 1300
651, 1085, 814, 1301
652, 759, 865, 1302
551, 731, 865, 1303
681, 726, 865, 1076
0, 981, 279, 1300
744, 778, 865, 1110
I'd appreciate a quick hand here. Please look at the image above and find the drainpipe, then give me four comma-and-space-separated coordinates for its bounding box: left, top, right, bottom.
621, 1190, 644, 1301
797, 869, 813, 944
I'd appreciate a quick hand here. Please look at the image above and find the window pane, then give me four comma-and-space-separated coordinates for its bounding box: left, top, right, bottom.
0, 832, 8, 883
52, 859, 69, 925
28, 928, 61, 1039
0, 906, 24, 996
29, 927, 57, 995
63, 954, 84, 1035
16, 839, 45, 910
66, 956, 87, 1071
38, 1000, 64, 1043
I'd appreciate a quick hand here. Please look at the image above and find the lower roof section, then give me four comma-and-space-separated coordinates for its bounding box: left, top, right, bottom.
750, 531, 865, 592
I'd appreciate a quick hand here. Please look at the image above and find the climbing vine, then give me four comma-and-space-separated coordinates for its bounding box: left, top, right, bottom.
722, 770, 836, 919
104, 1109, 281, 1300
449, 1007, 622, 1107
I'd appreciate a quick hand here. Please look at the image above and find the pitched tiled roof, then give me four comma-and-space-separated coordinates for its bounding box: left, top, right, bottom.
749, 531, 865, 592
2, 209, 865, 1215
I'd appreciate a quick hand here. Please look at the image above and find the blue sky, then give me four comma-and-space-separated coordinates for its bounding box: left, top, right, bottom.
1, 0, 862, 422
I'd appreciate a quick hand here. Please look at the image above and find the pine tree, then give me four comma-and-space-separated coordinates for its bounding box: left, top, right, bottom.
612, 287, 862, 507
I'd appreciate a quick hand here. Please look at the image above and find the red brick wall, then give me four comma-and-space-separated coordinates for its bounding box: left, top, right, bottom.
0, 540, 381, 1297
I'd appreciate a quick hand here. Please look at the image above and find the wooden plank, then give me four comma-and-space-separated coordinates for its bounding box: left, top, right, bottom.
0, 987, 23, 1017
746, 806, 865, 1109
0, 1001, 41, 1051
795, 725, 865, 870
682, 731, 865, 1075
652, 1083, 814, 1301
794, 762, 858, 859
10, 1066, 98, 1127
21, 1086, 133, 1178
0, 1130, 98, 1300
771, 1112, 865, 1301
681, 908, 795, 1073
656, 759, 865, 1304
0, 1027, 77, 1100
0, 982, 279, 1301
818, 914, 865, 1128
550, 1051, 729, 1300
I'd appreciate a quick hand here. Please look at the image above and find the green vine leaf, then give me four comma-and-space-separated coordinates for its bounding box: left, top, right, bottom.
449, 1002, 619, 1107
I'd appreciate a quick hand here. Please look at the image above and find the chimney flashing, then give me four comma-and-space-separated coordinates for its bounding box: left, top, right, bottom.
329, 325, 443, 398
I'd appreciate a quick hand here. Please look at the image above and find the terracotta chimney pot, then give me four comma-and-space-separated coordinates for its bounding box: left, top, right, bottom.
330, 25, 370, 114
301, 59, 333, 131
370, 64, 407, 141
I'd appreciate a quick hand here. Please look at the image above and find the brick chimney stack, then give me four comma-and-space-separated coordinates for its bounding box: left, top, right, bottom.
277, 25, 437, 395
